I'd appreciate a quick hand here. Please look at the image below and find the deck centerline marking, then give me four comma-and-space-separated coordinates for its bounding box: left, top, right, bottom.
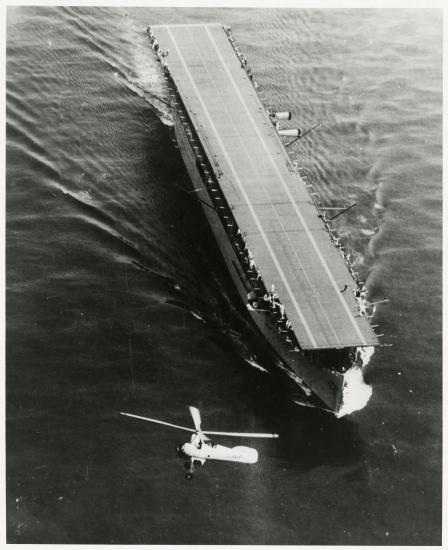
204, 25, 367, 346
187, 28, 340, 346
167, 27, 318, 347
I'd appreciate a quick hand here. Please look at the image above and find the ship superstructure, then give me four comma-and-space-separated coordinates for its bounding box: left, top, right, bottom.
147, 23, 380, 416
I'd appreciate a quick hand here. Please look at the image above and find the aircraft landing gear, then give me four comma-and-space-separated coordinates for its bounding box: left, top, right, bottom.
184, 460, 195, 480
183, 456, 204, 480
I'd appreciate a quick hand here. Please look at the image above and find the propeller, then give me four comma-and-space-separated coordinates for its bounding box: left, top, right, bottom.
120, 412, 195, 433
189, 406, 202, 432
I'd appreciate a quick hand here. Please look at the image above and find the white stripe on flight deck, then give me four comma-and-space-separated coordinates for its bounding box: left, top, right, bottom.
204, 25, 368, 346
186, 28, 341, 347
166, 27, 318, 347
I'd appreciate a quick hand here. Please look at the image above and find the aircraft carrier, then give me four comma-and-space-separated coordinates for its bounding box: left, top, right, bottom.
146, 23, 380, 416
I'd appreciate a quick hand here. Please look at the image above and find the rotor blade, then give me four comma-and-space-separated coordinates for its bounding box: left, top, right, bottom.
189, 406, 202, 432
120, 412, 195, 433
202, 431, 279, 438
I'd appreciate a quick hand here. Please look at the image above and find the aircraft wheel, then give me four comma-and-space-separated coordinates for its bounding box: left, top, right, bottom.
185, 472, 193, 481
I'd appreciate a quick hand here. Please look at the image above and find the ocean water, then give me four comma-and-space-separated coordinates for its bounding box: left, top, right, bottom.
6, 7, 442, 544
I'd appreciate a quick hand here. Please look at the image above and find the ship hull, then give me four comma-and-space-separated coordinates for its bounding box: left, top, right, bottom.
173, 113, 349, 414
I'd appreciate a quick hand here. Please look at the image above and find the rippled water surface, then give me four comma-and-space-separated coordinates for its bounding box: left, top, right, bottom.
6, 7, 442, 544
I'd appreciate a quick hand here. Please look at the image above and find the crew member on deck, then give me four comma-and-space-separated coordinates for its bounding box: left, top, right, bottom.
359, 300, 367, 316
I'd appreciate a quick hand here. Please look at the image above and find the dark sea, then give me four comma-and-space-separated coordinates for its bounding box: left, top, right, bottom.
6, 7, 442, 545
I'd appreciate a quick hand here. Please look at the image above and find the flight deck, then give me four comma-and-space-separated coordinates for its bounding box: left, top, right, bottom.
152, 23, 378, 351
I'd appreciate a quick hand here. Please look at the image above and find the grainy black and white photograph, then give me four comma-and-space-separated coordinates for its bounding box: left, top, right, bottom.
5, 4, 443, 546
